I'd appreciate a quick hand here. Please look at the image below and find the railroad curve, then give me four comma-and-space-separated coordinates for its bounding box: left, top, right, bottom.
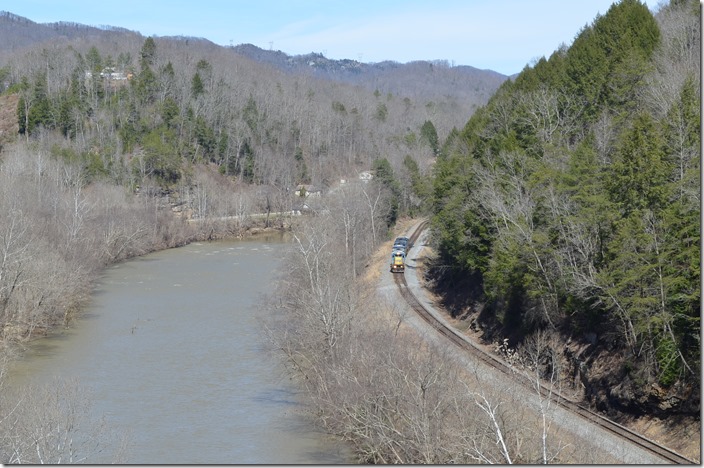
394, 220, 695, 465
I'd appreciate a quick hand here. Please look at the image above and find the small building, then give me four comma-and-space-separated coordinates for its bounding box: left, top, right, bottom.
85, 68, 133, 90
358, 171, 374, 182
294, 184, 322, 197
100, 67, 131, 80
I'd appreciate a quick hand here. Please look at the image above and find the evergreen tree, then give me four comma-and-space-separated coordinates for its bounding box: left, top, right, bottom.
160, 62, 177, 99
420, 120, 439, 155
191, 72, 204, 98
564, 0, 660, 123
26, 73, 52, 135
294, 147, 310, 184
374, 103, 388, 122
140, 37, 157, 69
403, 154, 430, 210
431, 151, 491, 275
161, 97, 180, 128
141, 126, 180, 184
86, 46, 103, 73
194, 115, 216, 160
372, 158, 400, 226
240, 141, 256, 183
608, 112, 671, 214
135, 65, 157, 105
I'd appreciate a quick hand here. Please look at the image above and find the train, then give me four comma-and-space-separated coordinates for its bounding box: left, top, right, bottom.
389, 236, 410, 273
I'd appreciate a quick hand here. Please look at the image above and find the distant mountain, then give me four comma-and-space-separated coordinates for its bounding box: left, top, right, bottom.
0, 11, 141, 51
232, 43, 508, 106
233, 42, 504, 78
0, 11, 508, 110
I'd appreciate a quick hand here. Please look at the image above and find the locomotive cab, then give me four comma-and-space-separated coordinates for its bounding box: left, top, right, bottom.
390, 250, 405, 273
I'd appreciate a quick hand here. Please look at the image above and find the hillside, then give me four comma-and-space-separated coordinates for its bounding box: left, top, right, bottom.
0, 93, 18, 145
429, 0, 700, 432
0, 6, 504, 353
0, 11, 140, 53
0, 10, 512, 206
0, 11, 506, 125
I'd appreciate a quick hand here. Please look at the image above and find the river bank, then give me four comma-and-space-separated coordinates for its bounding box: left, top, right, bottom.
2, 234, 351, 463
0, 210, 296, 362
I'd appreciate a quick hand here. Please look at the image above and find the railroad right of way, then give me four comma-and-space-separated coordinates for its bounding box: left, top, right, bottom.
382, 219, 695, 465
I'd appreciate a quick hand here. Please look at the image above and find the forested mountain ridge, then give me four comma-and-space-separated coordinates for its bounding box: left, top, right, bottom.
0, 11, 140, 52
0, 10, 506, 128
0, 11, 482, 185
430, 0, 700, 424
232, 43, 507, 109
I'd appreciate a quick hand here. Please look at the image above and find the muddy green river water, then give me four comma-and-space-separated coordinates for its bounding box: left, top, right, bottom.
6, 236, 350, 464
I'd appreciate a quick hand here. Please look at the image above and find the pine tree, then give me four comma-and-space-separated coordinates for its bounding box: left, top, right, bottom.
420, 120, 439, 155
608, 112, 671, 214
372, 158, 400, 226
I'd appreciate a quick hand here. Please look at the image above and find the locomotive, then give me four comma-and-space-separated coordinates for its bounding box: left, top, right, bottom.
389, 236, 410, 273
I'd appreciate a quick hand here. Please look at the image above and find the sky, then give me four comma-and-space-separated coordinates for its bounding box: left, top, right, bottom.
3, 0, 663, 76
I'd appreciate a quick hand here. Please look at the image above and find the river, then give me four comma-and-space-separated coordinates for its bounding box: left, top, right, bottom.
5, 235, 351, 464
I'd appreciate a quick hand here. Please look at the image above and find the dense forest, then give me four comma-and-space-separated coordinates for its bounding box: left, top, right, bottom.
0, 0, 699, 463
431, 0, 700, 415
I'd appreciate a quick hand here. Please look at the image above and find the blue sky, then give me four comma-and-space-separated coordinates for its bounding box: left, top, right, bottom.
3, 0, 663, 76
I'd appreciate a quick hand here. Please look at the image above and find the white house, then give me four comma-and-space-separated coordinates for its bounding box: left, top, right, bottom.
358, 171, 374, 182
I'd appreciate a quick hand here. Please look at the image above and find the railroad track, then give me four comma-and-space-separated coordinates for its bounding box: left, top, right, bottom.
393, 220, 695, 465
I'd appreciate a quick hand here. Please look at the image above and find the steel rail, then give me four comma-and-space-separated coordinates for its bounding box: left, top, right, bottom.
393, 221, 695, 465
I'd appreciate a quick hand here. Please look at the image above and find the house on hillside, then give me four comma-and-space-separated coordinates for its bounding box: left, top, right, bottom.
84, 67, 133, 89
99, 67, 132, 81
358, 171, 373, 182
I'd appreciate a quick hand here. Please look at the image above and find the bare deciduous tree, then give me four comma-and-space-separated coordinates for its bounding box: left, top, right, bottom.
0, 377, 129, 464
